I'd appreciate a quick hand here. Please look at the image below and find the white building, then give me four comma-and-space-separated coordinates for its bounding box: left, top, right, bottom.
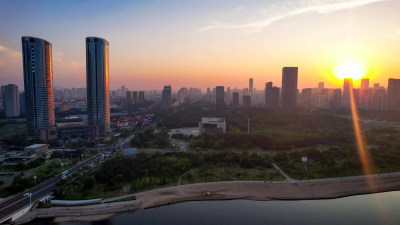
199, 117, 226, 135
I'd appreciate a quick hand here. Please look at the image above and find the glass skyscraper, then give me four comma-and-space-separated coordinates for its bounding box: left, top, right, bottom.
86, 37, 110, 136
21, 37, 55, 138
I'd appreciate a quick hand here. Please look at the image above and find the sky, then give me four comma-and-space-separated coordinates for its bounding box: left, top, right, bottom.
0, 0, 399, 91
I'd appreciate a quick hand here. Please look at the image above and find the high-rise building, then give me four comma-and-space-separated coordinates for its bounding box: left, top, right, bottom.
281, 67, 298, 109
243, 95, 251, 108
162, 85, 172, 108
178, 88, 188, 104
342, 78, 353, 108
232, 92, 239, 107
2, 84, 20, 118
216, 86, 225, 108
133, 91, 138, 104
387, 78, 400, 111
249, 78, 253, 96
22, 37, 55, 138
360, 78, 370, 108
138, 91, 145, 104
265, 82, 280, 108
318, 82, 324, 89
330, 89, 342, 108
126, 91, 132, 105
86, 37, 110, 136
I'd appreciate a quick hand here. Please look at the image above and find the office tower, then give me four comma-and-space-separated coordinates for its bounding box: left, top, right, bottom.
373, 83, 380, 90
300, 88, 312, 109
178, 88, 188, 104
19, 92, 26, 114
22, 37, 55, 138
126, 91, 132, 105
133, 91, 138, 104
2, 84, 20, 118
207, 88, 211, 96
387, 78, 400, 111
121, 86, 125, 98
372, 88, 386, 110
330, 89, 342, 108
249, 78, 253, 96
138, 91, 145, 104
243, 95, 251, 108
342, 78, 353, 108
360, 78, 369, 108
86, 37, 110, 136
216, 86, 225, 108
318, 82, 324, 89
265, 82, 280, 108
232, 92, 239, 107
162, 85, 172, 108
281, 67, 298, 109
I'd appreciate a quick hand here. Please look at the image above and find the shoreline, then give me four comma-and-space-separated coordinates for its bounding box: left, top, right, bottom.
23, 172, 400, 224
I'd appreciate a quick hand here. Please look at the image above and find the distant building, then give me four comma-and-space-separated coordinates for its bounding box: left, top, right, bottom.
318, 82, 324, 89
216, 86, 225, 108
22, 37, 55, 139
2, 84, 20, 118
232, 92, 239, 107
178, 88, 188, 104
133, 91, 138, 104
162, 85, 172, 108
24, 144, 50, 157
56, 122, 98, 139
86, 37, 110, 136
243, 95, 251, 108
265, 82, 280, 108
138, 91, 145, 104
249, 78, 253, 96
360, 78, 369, 108
281, 67, 298, 109
126, 91, 132, 105
19, 92, 26, 114
387, 78, 400, 111
199, 117, 226, 135
342, 78, 353, 108
300, 88, 312, 109
330, 89, 342, 108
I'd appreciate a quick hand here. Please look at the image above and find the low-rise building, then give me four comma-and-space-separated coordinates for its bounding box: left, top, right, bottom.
122, 148, 138, 157
24, 144, 51, 157
199, 117, 226, 135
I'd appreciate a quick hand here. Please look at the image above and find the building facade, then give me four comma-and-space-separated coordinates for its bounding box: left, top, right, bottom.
162, 85, 172, 108
22, 37, 55, 138
265, 82, 280, 108
216, 86, 224, 108
281, 67, 298, 109
387, 78, 400, 111
2, 84, 20, 118
86, 37, 110, 136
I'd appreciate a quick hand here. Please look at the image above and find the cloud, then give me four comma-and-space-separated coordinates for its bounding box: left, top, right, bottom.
199, 0, 389, 33
0, 44, 21, 67
53, 51, 83, 71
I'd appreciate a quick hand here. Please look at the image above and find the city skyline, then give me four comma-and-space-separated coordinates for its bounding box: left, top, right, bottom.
1, 0, 400, 90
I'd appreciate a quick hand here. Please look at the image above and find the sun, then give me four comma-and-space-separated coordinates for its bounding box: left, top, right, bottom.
335, 58, 366, 81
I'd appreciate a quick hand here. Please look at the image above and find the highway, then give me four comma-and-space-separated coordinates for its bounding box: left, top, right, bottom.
0, 133, 134, 223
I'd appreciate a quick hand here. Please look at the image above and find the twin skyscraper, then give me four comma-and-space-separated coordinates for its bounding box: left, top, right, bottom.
21, 37, 110, 140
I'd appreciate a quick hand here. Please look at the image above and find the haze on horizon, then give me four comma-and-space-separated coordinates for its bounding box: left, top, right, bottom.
0, 0, 399, 91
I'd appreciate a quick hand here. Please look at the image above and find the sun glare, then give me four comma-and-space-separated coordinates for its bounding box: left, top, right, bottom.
335, 58, 366, 81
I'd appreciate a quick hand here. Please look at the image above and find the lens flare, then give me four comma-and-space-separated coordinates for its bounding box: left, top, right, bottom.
335, 58, 366, 81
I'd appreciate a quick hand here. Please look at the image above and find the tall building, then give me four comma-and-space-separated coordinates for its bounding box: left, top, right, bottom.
126, 91, 132, 105
86, 37, 110, 136
342, 78, 353, 108
22, 37, 55, 138
360, 78, 370, 108
232, 92, 239, 107
2, 84, 20, 118
281, 67, 298, 109
162, 85, 172, 108
265, 82, 280, 108
19, 92, 26, 114
387, 78, 400, 111
318, 82, 324, 89
249, 78, 253, 96
138, 91, 145, 104
133, 91, 138, 104
330, 89, 342, 108
216, 86, 225, 108
243, 95, 251, 108
178, 88, 188, 104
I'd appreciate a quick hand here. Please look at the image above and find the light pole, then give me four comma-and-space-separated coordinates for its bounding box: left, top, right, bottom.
33, 176, 37, 185
61, 163, 64, 172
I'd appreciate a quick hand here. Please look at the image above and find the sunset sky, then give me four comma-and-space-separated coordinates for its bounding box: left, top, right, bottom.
0, 0, 399, 91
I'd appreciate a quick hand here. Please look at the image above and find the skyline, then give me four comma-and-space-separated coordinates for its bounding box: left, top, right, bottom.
1, 0, 400, 90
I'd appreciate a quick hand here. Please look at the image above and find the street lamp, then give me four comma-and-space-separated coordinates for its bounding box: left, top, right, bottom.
61, 163, 64, 172
33, 176, 37, 185
24, 192, 33, 205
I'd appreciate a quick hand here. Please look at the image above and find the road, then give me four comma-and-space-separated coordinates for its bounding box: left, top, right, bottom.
0, 131, 136, 223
